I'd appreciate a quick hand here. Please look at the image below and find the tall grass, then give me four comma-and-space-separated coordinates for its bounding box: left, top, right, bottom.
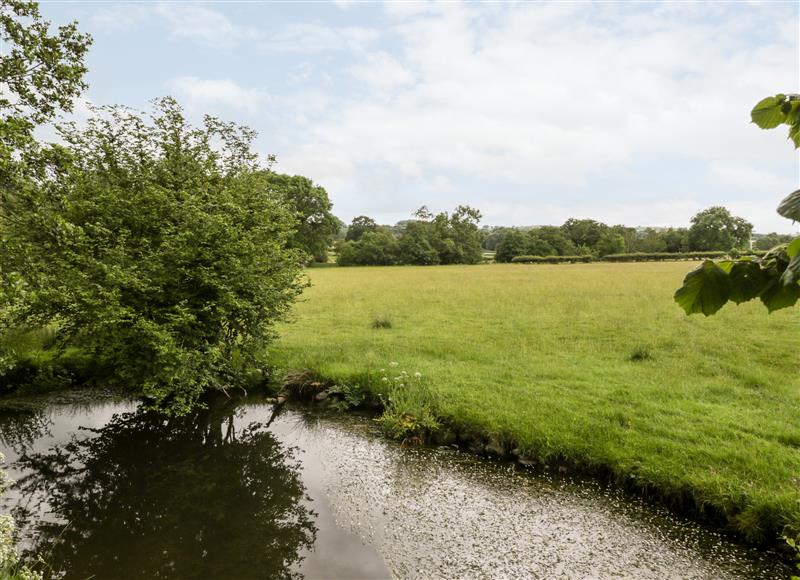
269, 262, 800, 544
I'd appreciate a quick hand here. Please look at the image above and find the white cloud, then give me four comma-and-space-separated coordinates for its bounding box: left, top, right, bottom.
168, 77, 269, 113
275, 2, 798, 230
263, 23, 378, 53
708, 162, 797, 194
349, 51, 414, 91
92, 2, 259, 48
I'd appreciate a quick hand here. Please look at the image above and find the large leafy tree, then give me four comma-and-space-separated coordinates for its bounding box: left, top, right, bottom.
687, 206, 753, 251
345, 215, 378, 242
0, 99, 306, 412
262, 172, 339, 262
675, 94, 800, 315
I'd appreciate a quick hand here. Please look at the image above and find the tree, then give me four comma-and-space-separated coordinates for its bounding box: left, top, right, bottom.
561, 218, 608, 248
337, 230, 400, 266
398, 221, 440, 265
687, 206, 753, 251
345, 215, 378, 242
262, 173, 339, 263
595, 231, 626, 257
0, 1, 92, 127
0, 99, 306, 412
675, 94, 800, 315
495, 229, 528, 262
754, 232, 796, 251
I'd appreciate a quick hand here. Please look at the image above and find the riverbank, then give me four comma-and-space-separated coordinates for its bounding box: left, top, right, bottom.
267, 262, 800, 546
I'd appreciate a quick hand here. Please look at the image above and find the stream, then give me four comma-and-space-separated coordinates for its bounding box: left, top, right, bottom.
0, 392, 790, 579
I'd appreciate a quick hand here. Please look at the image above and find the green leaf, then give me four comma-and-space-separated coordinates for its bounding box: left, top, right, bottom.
781, 253, 800, 286
760, 279, 800, 312
674, 260, 731, 316
778, 190, 800, 222
788, 237, 800, 258
751, 95, 788, 129
789, 121, 800, 149
728, 261, 767, 303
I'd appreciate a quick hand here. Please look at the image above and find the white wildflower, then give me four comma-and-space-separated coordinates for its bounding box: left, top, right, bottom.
389, 361, 399, 367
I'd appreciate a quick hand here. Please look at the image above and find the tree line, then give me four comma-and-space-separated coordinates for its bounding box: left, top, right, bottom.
334, 205, 793, 266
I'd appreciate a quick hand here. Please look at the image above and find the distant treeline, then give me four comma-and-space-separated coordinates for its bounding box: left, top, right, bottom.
334, 205, 794, 266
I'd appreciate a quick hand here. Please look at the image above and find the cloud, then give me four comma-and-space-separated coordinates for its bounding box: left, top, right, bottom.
349, 51, 414, 91
91, 2, 259, 48
274, 2, 798, 230
168, 77, 269, 113
263, 23, 379, 53
708, 162, 797, 194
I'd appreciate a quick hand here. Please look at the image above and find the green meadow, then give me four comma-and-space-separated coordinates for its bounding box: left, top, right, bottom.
269, 261, 800, 542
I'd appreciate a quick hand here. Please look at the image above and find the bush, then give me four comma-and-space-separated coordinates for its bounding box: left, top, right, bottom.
511, 255, 593, 264
600, 251, 765, 262
337, 230, 400, 266
0, 100, 305, 413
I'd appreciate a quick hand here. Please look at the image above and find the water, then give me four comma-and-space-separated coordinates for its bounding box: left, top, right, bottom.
0, 392, 790, 579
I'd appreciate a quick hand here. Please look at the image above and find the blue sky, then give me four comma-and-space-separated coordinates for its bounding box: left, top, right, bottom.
39, 1, 800, 232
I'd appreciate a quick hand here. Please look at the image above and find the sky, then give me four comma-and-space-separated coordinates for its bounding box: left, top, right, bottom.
37, 0, 800, 233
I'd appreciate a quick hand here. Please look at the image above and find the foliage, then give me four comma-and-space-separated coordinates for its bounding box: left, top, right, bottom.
337, 230, 400, 266
675, 94, 800, 315
262, 173, 339, 263
374, 363, 439, 444
0, 1, 91, 127
398, 220, 441, 265
754, 232, 796, 251
345, 215, 378, 242
495, 230, 528, 263
687, 206, 753, 251
337, 205, 483, 266
601, 251, 744, 262
750, 93, 800, 148
0, 99, 306, 412
511, 255, 593, 264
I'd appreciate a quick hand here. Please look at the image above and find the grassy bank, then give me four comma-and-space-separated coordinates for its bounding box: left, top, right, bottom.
268, 262, 800, 543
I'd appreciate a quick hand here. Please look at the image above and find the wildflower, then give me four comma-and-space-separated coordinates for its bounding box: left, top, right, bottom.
382, 377, 388, 382
389, 361, 399, 367
414, 372, 422, 378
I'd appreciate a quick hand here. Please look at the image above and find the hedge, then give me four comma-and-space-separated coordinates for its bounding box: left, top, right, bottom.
510, 251, 766, 264
511, 255, 593, 263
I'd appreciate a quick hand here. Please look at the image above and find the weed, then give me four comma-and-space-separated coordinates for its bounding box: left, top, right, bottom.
628, 345, 653, 362
371, 314, 393, 329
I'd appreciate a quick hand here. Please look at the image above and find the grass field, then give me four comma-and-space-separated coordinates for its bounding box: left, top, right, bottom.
268, 262, 800, 543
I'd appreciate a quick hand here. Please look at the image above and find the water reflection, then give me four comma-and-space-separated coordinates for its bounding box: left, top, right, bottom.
12, 396, 316, 579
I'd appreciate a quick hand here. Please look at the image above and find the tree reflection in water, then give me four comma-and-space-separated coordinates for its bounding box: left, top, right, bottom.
13, 396, 317, 579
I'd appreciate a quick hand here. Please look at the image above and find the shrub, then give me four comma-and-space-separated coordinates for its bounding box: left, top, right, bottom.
0, 99, 306, 413
601, 251, 765, 262
511, 255, 593, 264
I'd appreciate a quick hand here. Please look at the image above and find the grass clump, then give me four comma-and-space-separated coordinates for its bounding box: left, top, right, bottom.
371, 314, 393, 329
628, 345, 653, 362
269, 262, 800, 544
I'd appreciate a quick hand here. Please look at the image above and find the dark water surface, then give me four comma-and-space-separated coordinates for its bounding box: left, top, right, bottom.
0, 392, 790, 579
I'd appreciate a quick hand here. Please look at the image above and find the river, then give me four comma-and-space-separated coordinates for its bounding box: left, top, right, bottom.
0, 391, 789, 579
